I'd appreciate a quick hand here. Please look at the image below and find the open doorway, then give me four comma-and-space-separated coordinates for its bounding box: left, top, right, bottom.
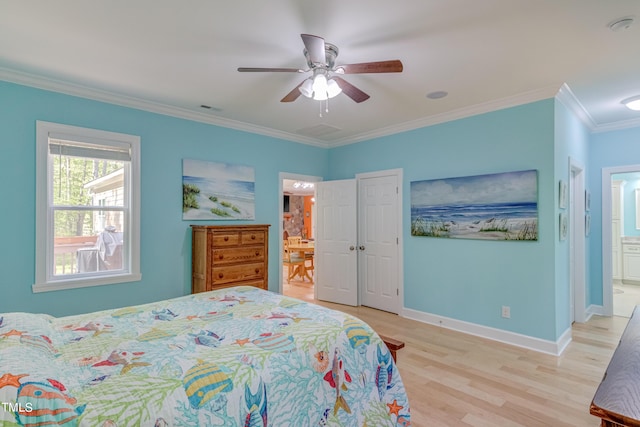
278, 169, 403, 312
610, 170, 640, 317
602, 164, 640, 318
278, 173, 320, 301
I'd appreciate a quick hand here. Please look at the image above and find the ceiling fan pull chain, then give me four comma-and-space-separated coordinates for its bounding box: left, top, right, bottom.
319, 100, 323, 117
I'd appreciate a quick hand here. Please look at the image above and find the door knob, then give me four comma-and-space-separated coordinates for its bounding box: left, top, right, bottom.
359, 245, 365, 251
349, 246, 355, 251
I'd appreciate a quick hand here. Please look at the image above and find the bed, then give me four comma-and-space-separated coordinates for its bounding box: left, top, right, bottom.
0, 286, 410, 426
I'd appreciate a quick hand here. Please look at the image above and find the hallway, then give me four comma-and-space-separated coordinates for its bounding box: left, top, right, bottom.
614, 282, 640, 317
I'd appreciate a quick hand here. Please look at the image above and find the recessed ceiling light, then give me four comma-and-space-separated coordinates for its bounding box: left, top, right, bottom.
622, 95, 640, 111
608, 17, 634, 32
426, 91, 448, 99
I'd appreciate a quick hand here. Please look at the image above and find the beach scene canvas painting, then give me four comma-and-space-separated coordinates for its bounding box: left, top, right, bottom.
411, 169, 538, 241
183, 159, 255, 220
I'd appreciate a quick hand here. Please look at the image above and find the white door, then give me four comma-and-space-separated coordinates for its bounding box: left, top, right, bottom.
358, 173, 400, 313
315, 179, 358, 306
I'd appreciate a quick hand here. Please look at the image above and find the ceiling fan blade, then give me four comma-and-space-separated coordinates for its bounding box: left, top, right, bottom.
336, 60, 403, 74
238, 67, 304, 73
332, 77, 370, 103
301, 34, 326, 65
280, 80, 306, 102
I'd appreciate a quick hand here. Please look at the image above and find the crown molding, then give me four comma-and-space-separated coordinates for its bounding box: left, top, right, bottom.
555, 83, 598, 131
556, 83, 640, 133
0, 67, 329, 148
327, 84, 564, 147
590, 116, 640, 133
4, 67, 636, 148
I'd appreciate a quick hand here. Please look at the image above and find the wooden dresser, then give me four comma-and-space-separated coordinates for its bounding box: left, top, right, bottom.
191, 224, 270, 294
591, 306, 640, 427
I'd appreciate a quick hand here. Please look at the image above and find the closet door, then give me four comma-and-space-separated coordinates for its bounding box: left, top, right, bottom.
358, 173, 400, 314
315, 179, 358, 306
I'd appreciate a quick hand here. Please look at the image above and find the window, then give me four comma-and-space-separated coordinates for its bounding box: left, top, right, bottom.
34, 121, 141, 292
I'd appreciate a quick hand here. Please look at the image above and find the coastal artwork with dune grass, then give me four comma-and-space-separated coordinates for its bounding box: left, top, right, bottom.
411, 169, 538, 241
182, 159, 255, 220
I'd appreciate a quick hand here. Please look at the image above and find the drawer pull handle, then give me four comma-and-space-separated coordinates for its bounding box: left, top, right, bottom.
251, 235, 256, 240
255, 251, 260, 256
224, 236, 229, 241
218, 254, 224, 260
255, 268, 260, 274
218, 273, 224, 279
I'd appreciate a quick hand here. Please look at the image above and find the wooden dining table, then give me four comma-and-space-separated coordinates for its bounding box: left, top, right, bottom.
288, 242, 315, 283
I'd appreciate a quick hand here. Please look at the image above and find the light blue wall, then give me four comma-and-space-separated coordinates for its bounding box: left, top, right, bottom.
328, 100, 560, 340
590, 127, 640, 305
612, 172, 640, 237
553, 98, 590, 336
0, 80, 329, 316
7, 77, 632, 343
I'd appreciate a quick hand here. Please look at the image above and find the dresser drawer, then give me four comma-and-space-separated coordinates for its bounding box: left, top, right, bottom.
211, 232, 239, 246
212, 262, 265, 284
212, 247, 265, 264
241, 231, 265, 246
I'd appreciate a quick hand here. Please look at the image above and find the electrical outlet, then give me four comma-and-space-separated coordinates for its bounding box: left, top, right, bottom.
501, 306, 511, 319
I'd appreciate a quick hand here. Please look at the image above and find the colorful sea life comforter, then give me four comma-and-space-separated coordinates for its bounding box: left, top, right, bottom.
0, 286, 410, 426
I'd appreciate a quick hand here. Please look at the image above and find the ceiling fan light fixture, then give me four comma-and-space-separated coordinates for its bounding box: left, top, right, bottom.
299, 78, 314, 98
293, 181, 314, 189
240, 34, 402, 105
622, 95, 640, 111
312, 73, 329, 100
313, 91, 329, 101
326, 78, 342, 98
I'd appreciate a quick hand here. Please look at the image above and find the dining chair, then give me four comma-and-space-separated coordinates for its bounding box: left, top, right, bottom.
283, 239, 305, 284
287, 236, 314, 281
304, 252, 314, 278
303, 240, 314, 276
287, 236, 302, 246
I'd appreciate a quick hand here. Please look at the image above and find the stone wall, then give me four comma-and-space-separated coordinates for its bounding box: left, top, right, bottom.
283, 195, 305, 238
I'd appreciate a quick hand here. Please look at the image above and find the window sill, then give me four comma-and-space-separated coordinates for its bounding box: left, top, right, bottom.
32, 273, 142, 293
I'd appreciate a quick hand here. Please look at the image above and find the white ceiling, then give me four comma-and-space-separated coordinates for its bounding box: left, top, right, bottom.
2, 1, 640, 147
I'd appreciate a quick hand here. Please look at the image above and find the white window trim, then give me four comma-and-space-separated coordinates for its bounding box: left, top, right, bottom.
33, 121, 141, 293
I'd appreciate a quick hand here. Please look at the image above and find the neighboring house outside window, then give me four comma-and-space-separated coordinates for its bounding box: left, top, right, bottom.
33, 121, 141, 292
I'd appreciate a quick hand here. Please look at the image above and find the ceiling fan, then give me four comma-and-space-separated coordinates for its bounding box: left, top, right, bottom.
238, 34, 403, 103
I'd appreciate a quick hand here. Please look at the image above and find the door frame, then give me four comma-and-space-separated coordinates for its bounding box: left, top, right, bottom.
355, 168, 404, 314
569, 157, 586, 323
278, 172, 322, 295
601, 164, 640, 317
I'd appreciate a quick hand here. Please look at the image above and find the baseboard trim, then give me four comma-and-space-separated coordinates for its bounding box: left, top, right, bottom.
586, 304, 605, 318
402, 307, 572, 356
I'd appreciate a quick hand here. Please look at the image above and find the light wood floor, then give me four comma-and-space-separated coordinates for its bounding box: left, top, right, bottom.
613, 282, 640, 317
283, 280, 628, 427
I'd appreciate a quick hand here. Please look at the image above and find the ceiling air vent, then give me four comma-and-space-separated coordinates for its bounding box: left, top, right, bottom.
296, 123, 342, 139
